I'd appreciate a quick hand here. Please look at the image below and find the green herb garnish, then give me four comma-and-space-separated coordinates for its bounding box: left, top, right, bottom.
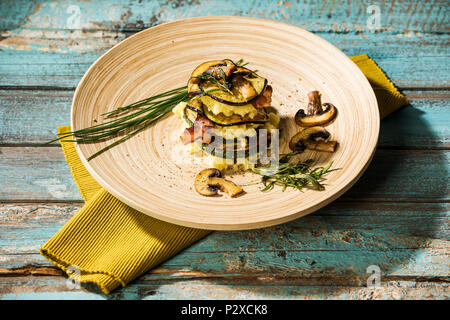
45, 86, 189, 160
192, 72, 233, 95
251, 152, 335, 192
193, 88, 226, 99
46, 59, 255, 160
231, 58, 249, 67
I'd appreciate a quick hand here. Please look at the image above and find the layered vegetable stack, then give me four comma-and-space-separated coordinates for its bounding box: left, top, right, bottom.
173, 59, 279, 170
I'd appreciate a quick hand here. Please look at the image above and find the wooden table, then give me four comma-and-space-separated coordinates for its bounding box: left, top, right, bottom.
0, 0, 448, 300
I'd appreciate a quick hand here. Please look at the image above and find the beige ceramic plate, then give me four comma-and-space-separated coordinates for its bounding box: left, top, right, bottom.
72, 16, 379, 230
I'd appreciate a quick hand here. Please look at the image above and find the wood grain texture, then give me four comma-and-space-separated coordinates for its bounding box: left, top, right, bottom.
2, 202, 448, 262
0, 202, 448, 299
0, 0, 448, 88
70, 16, 379, 230
1, 90, 448, 148
1, 0, 448, 32
1, 275, 447, 300
0, 147, 448, 202
0, 0, 448, 299
1, 44, 447, 89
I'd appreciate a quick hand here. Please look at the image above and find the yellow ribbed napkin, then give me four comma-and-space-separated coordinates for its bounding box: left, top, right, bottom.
350, 54, 409, 119
40, 54, 408, 294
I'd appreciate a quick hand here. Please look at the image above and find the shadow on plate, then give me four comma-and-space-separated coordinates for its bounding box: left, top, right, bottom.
78, 104, 447, 299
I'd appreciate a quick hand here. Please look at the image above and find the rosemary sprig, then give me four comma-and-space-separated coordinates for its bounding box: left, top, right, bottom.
193, 88, 227, 99
192, 72, 233, 95
231, 58, 249, 67
251, 152, 335, 192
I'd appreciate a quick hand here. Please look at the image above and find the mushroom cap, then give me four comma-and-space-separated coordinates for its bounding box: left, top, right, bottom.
194, 168, 222, 196
194, 168, 243, 197
289, 126, 337, 153
295, 103, 337, 127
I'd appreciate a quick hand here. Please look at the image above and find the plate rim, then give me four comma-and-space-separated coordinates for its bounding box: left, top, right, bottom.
71, 16, 380, 230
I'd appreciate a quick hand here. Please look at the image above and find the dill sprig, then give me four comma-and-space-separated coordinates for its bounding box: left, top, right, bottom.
45, 86, 189, 160
251, 151, 335, 192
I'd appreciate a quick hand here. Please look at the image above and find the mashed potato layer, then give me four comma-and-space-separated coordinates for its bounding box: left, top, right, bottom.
172, 101, 280, 172
200, 95, 259, 118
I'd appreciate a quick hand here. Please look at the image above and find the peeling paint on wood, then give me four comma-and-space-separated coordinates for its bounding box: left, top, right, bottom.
0, 0, 448, 88
0, 89, 448, 148
0, 0, 448, 300
1, 0, 448, 33
0, 275, 448, 300
0, 33, 447, 88
0, 202, 448, 299
0, 147, 448, 201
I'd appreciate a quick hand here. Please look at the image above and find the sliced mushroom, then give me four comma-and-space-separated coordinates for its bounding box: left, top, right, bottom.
306, 90, 322, 115
206, 64, 236, 79
289, 127, 337, 153
208, 177, 244, 197
231, 75, 257, 100
303, 137, 337, 153
194, 168, 243, 197
295, 91, 337, 127
195, 168, 222, 196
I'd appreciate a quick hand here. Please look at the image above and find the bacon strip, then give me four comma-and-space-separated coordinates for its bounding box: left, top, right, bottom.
252, 85, 272, 109
180, 115, 215, 145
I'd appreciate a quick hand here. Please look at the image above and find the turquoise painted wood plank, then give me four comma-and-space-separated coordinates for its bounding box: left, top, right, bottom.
0, 90, 73, 144
1, 275, 447, 300
0, 0, 448, 301
2, 243, 448, 281
379, 99, 450, 149
0, 0, 448, 88
1, 0, 448, 32
342, 149, 449, 201
1, 24, 446, 58
0, 202, 448, 299
0, 147, 448, 201
0, 147, 81, 201
1, 202, 448, 254
1, 89, 449, 148
1, 202, 448, 272
0, 32, 447, 88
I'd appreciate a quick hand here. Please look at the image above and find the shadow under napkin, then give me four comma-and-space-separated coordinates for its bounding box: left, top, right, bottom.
100, 104, 447, 299
42, 55, 445, 298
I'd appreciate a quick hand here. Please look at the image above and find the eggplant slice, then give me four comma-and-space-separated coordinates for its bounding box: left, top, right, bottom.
185, 99, 268, 127
182, 106, 263, 149
187, 59, 230, 94
198, 128, 271, 160
199, 78, 267, 106
197, 141, 257, 160
187, 59, 270, 106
